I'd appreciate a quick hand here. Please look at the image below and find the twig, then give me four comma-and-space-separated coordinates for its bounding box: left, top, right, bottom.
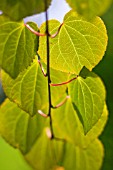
38, 59, 47, 77
44, 0, 54, 139
25, 23, 46, 36
25, 23, 63, 38
52, 96, 70, 109
37, 110, 48, 118
50, 23, 63, 38
50, 75, 78, 86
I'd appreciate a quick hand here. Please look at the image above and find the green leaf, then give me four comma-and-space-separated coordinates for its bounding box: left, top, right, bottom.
0, 99, 46, 154
0, 15, 38, 78
2, 59, 48, 116
66, 0, 112, 19
68, 69, 106, 133
0, 0, 51, 21
52, 99, 108, 148
25, 129, 104, 170
38, 11, 108, 75
62, 139, 104, 170
2, 58, 68, 116
25, 129, 62, 170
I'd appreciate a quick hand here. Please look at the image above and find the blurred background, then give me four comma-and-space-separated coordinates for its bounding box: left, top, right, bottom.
0, 0, 113, 169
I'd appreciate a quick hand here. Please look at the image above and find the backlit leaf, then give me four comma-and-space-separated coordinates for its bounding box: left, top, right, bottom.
2, 59, 68, 116
0, 99, 46, 154
52, 99, 108, 148
68, 69, 106, 133
38, 11, 108, 75
25, 129, 104, 170
0, 16, 38, 78
2, 59, 48, 116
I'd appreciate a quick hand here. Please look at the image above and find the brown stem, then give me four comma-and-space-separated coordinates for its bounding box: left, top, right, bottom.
50, 23, 63, 38
52, 96, 70, 109
38, 60, 47, 77
25, 23, 46, 36
25, 22, 63, 38
37, 110, 48, 118
50, 75, 78, 86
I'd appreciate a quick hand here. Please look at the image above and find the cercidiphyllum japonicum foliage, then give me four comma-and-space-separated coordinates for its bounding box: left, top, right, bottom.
0, 15, 39, 78
66, 0, 112, 19
0, 0, 52, 21
0, 0, 110, 170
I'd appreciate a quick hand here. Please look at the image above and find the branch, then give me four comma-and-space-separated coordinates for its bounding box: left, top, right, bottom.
50, 75, 78, 86
44, 0, 54, 139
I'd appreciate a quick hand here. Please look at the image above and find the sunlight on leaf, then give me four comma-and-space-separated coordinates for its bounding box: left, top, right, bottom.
2, 59, 68, 116
0, 15, 38, 78
0, 99, 46, 154
25, 129, 104, 170
68, 69, 106, 133
39, 10, 108, 75
52, 99, 108, 148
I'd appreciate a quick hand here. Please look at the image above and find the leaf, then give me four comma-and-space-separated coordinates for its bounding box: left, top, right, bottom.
62, 139, 104, 170
0, 15, 38, 78
52, 99, 108, 148
25, 129, 104, 170
66, 0, 112, 19
2, 59, 48, 116
25, 129, 62, 170
38, 11, 108, 75
68, 69, 106, 133
0, 0, 51, 21
2, 58, 68, 116
0, 99, 46, 154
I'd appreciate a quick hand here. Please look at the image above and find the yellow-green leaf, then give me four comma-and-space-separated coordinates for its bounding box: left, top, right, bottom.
38, 11, 108, 75
68, 69, 106, 133
0, 99, 46, 154
0, 15, 38, 78
66, 0, 112, 19
52, 99, 108, 148
2, 59, 68, 116
25, 129, 104, 170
